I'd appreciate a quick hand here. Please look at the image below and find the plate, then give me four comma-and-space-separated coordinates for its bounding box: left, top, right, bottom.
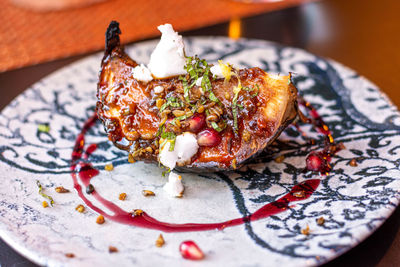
0, 37, 399, 266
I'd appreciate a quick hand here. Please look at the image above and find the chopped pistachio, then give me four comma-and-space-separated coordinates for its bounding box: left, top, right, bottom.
142, 190, 155, 197
316, 217, 325, 226
96, 215, 105, 224
75, 204, 85, 213
119, 193, 127, 201
301, 225, 310, 235
37, 123, 50, 133
42, 201, 49, 208
109, 246, 118, 253
349, 158, 358, 167
155, 234, 165, 247
105, 163, 114, 171
55, 186, 70, 193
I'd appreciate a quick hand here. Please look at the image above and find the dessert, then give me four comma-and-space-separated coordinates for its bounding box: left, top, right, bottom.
97, 21, 301, 171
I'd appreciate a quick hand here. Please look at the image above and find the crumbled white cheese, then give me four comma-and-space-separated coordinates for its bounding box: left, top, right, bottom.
163, 171, 184, 197
148, 24, 187, 79
195, 76, 203, 86
210, 65, 224, 79
132, 64, 153, 82
154, 85, 164, 94
159, 132, 199, 170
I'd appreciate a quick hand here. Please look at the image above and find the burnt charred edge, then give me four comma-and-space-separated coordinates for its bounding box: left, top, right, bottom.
105, 21, 121, 54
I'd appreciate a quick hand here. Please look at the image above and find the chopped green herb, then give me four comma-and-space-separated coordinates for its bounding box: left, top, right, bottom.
169, 138, 176, 151
38, 124, 50, 133
180, 56, 221, 104
162, 168, 171, 177
251, 84, 259, 97
210, 121, 225, 132
36, 180, 54, 206
160, 97, 183, 112
161, 131, 176, 140
161, 132, 177, 152
231, 85, 242, 132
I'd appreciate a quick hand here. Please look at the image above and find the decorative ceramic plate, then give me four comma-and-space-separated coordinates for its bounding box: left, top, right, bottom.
0, 37, 399, 267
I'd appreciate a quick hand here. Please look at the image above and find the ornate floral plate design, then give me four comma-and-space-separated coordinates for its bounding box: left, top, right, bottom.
0, 37, 399, 266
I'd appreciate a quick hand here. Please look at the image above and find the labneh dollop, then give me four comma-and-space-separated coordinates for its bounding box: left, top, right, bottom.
163, 171, 184, 198
159, 132, 199, 170
148, 24, 187, 79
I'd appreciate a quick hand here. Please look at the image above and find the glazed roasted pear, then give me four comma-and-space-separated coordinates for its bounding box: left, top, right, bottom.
97, 21, 301, 170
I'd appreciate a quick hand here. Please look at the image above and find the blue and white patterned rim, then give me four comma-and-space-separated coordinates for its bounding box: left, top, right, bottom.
0, 37, 399, 266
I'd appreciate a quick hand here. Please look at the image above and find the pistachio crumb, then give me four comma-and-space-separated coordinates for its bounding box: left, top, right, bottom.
55, 186, 70, 193
301, 225, 310, 235
119, 193, 127, 200
155, 234, 165, 247
65, 253, 75, 258
132, 209, 143, 217
274, 155, 285, 163
316, 217, 325, 226
96, 215, 105, 224
105, 163, 114, 171
75, 204, 85, 213
42, 201, 49, 208
349, 158, 358, 167
142, 190, 155, 197
109, 246, 118, 253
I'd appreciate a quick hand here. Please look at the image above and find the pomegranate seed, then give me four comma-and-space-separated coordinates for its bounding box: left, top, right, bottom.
179, 240, 204, 260
197, 128, 221, 147
306, 152, 330, 173
187, 113, 206, 133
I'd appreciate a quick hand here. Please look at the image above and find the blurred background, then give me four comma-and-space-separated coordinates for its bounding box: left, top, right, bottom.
0, 0, 399, 266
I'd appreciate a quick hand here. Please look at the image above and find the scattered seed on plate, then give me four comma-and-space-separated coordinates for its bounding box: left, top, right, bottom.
42, 201, 49, 208
37, 123, 50, 133
75, 204, 85, 213
55, 186, 70, 193
142, 190, 155, 197
349, 158, 358, 167
105, 163, 114, 171
274, 155, 285, 163
316, 217, 325, 226
119, 193, 127, 200
155, 234, 165, 247
96, 215, 105, 224
301, 225, 310, 235
65, 253, 75, 258
109, 246, 118, 253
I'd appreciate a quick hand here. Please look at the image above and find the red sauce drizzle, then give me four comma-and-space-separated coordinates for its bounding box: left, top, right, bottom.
70, 114, 320, 232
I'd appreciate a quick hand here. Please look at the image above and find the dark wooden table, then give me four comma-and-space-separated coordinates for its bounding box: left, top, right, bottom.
1, 0, 399, 266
